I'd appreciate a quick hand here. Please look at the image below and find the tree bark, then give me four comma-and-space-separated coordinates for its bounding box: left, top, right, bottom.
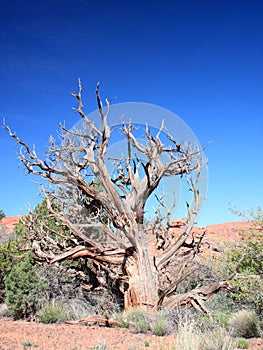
124, 252, 159, 308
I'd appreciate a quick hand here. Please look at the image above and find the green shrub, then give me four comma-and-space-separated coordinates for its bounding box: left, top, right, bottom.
227, 244, 263, 314
37, 300, 66, 323
228, 309, 261, 338
22, 341, 38, 349
236, 338, 249, 349
116, 313, 130, 328
120, 307, 150, 333
91, 340, 108, 350
0, 218, 27, 302
151, 312, 168, 336
132, 315, 149, 333
213, 311, 231, 327
226, 207, 263, 316
4, 253, 46, 319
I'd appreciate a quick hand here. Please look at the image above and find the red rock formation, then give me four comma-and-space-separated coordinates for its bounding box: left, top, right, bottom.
0, 216, 21, 234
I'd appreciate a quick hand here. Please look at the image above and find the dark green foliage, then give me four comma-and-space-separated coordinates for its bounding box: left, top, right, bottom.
2, 198, 121, 320
4, 253, 46, 319
22, 342, 38, 349
0, 219, 27, 302
0, 210, 5, 220
26, 198, 71, 243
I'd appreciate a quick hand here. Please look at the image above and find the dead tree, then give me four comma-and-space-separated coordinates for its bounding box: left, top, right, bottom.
4, 81, 234, 311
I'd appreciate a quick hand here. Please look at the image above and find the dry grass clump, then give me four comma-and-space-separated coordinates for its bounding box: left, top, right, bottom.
37, 300, 66, 324
228, 309, 261, 338
176, 319, 236, 350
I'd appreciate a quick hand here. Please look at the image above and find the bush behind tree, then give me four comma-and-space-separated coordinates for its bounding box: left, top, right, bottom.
0, 218, 28, 303
0, 210, 6, 220
4, 252, 47, 319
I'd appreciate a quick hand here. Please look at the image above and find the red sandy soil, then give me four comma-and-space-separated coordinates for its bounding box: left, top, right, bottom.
1, 218, 262, 350
0, 318, 178, 350
0, 318, 262, 350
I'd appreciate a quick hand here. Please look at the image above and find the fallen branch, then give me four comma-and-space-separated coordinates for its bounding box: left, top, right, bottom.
65, 316, 121, 327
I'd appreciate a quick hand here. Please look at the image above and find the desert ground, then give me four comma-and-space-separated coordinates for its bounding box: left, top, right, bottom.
0, 218, 262, 350
1, 318, 263, 350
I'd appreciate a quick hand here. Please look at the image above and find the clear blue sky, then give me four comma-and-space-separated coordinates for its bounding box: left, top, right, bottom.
1, 0, 262, 225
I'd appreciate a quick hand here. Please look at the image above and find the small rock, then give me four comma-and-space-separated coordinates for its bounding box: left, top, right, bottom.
0, 303, 8, 317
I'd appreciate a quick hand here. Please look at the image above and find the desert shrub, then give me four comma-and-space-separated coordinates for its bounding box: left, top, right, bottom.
201, 291, 240, 328
176, 319, 236, 350
176, 320, 202, 350
226, 207, 263, 316
227, 243, 263, 314
228, 309, 261, 338
118, 307, 179, 335
0, 218, 27, 302
205, 291, 238, 313
197, 310, 231, 330
127, 308, 150, 333
22, 341, 38, 349
151, 311, 168, 336
200, 326, 236, 350
4, 252, 46, 319
162, 306, 198, 334
236, 338, 249, 349
118, 307, 150, 333
212, 311, 231, 327
116, 307, 194, 336
91, 340, 108, 350
37, 300, 66, 323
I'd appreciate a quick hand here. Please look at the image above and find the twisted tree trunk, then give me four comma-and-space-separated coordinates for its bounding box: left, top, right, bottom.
124, 225, 159, 308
